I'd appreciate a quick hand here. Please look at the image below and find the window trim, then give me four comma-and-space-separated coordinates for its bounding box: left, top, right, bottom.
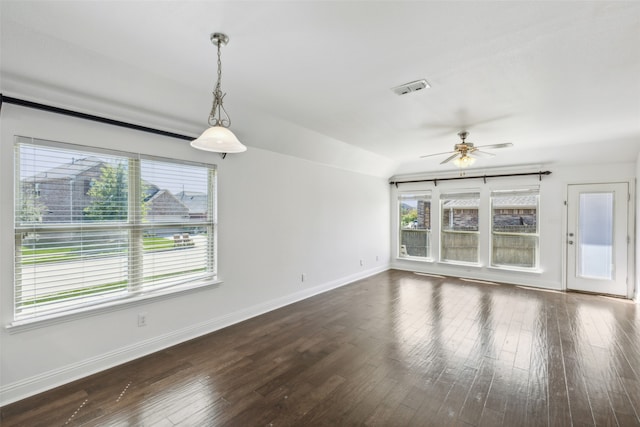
490, 187, 540, 270
7, 277, 223, 332
394, 183, 545, 274
398, 191, 433, 260
11, 136, 218, 328
439, 190, 481, 265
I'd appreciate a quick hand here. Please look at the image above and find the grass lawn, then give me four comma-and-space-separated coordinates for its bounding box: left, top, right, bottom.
143, 236, 175, 251
20, 247, 76, 264
21, 236, 177, 264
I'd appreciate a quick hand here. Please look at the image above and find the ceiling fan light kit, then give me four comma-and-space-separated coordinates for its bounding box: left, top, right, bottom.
453, 154, 476, 168
191, 32, 247, 155
421, 131, 513, 169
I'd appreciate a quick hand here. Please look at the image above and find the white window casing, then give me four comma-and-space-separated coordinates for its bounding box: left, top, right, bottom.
490, 187, 540, 270
13, 136, 217, 324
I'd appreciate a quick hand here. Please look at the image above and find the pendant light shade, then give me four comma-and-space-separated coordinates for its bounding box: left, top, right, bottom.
192, 32, 246, 155
191, 126, 247, 153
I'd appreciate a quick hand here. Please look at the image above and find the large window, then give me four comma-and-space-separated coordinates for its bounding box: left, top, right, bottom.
14, 137, 216, 322
398, 192, 431, 259
440, 191, 480, 263
491, 188, 539, 269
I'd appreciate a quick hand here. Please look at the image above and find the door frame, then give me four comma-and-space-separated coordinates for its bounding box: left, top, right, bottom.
562, 180, 635, 299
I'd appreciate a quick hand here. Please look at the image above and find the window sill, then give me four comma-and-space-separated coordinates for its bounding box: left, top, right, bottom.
6, 279, 223, 333
397, 256, 435, 263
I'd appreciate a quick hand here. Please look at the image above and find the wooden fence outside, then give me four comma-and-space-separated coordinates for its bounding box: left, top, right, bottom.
400, 228, 537, 267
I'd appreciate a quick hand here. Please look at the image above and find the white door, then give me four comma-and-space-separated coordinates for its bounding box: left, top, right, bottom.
567, 183, 629, 296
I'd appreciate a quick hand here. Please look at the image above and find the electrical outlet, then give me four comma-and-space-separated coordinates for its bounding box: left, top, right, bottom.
138, 312, 147, 327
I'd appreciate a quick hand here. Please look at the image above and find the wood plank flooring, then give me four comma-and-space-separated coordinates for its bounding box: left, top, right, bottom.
2, 269, 640, 426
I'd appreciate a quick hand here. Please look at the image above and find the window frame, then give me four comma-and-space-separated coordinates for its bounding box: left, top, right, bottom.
12, 137, 219, 327
490, 187, 540, 270
398, 191, 432, 260
439, 190, 481, 265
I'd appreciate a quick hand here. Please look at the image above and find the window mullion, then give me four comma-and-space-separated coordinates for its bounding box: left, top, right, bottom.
129, 157, 143, 293
207, 168, 216, 273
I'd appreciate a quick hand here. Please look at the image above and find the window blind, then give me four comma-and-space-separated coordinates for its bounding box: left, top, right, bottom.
14, 137, 216, 322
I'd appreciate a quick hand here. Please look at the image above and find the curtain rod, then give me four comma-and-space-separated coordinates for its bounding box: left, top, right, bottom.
0, 94, 196, 142
389, 170, 552, 187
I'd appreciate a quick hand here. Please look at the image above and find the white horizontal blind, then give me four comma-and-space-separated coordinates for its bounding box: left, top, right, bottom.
139, 157, 214, 292
14, 137, 216, 322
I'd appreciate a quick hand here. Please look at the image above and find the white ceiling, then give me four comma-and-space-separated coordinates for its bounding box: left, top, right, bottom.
2, 1, 639, 177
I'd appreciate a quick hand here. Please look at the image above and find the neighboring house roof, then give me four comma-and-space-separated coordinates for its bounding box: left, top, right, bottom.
146, 189, 184, 205
142, 181, 160, 199
443, 198, 479, 208
25, 156, 160, 194
176, 191, 208, 214
28, 156, 105, 181
145, 190, 190, 218
443, 195, 537, 209
493, 195, 537, 209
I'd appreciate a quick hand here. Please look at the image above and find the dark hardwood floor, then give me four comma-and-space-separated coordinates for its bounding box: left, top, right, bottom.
2, 269, 640, 426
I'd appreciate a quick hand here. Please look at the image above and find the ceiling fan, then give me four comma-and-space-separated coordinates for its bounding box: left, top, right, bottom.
421, 131, 513, 168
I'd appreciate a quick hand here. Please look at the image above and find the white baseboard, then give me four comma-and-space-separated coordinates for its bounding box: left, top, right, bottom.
390, 262, 562, 291
0, 264, 389, 407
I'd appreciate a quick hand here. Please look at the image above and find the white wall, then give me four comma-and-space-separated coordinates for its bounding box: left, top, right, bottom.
390, 162, 636, 293
0, 106, 391, 405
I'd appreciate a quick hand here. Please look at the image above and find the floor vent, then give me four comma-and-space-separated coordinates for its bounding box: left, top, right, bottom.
413, 272, 445, 278
460, 278, 499, 286
517, 285, 562, 294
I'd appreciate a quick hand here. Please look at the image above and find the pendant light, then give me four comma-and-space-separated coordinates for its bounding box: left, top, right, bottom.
191, 33, 247, 154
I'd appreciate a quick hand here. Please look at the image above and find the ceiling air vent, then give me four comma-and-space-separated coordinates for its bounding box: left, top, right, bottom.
391, 79, 430, 96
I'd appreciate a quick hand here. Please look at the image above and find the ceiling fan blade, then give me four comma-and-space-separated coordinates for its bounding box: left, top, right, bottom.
474, 142, 514, 150
471, 150, 495, 158
420, 150, 457, 159
440, 153, 460, 164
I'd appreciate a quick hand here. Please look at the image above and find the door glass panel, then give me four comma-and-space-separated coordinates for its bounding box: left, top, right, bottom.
578, 192, 613, 280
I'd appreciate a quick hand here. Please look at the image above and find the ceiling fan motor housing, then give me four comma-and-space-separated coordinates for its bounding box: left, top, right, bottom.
455, 142, 474, 154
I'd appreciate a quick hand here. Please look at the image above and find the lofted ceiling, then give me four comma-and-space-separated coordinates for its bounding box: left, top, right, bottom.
1, 1, 639, 177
